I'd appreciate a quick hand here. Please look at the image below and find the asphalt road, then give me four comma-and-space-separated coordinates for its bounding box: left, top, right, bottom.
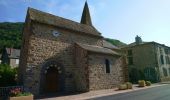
90, 84, 170, 100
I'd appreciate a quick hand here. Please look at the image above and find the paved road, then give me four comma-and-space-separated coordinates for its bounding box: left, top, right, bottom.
91, 84, 170, 100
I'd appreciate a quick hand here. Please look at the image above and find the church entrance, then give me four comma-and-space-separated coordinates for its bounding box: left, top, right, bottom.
45, 64, 61, 93
40, 60, 65, 94
45, 65, 60, 93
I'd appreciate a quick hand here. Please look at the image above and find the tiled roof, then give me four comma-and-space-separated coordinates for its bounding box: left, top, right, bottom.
121, 41, 149, 48
103, 40, 120, 50
6, 48, 20, 59
28, 8, 102, 38
76, 43, 120, 56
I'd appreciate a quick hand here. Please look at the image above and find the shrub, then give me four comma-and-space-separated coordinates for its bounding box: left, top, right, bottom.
10, 88, 22, 97
126, 82, 133, 89
138, 80, 146, 87
10, 87, 32, 97
0, 64, 17, 87
118, 84, 127, 90
146, 81, 151, 86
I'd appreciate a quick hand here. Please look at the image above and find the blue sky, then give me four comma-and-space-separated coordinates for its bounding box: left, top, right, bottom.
0, 0, 170, 46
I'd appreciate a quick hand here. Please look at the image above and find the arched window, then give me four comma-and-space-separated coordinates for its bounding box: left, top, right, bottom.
105, 59, 110, 73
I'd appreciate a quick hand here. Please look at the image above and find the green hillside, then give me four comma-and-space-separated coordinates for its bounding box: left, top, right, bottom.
0, 22, 24, 53
105, 38, 127, 47
0, 22, 126, 53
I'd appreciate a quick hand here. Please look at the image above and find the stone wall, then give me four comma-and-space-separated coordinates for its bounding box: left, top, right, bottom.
123, 43, 159, 82
128, 44, 157, 69
20, 21, 103, 95
18, 17, 32, 85
74, 44, 89, 92
88, 53, 125, 90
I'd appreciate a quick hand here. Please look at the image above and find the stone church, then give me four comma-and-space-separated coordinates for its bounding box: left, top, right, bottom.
18, 2, 128, 95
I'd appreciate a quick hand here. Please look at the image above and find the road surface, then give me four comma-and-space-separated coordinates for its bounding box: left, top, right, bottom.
91, 84, 170, 100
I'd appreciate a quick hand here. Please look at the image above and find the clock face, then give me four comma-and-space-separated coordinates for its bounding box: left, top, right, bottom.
52, 30, 60, 37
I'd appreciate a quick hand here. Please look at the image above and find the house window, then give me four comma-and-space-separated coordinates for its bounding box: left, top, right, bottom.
128, 50, 132, 56
163, 68, 168, 77
165, 49, 168, 55
165, 56, 169, 64
16, 59, 19, 64
160, 55, 164, 64
105, 59, 110, 73
128, 57, 133, 65
160, 47, 163, 54
127, 49, 133, 65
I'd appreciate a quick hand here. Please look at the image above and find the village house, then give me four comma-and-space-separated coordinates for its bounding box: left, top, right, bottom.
18, 2, 128, 95
1, 48, 20, 68
122, 36, 170, 83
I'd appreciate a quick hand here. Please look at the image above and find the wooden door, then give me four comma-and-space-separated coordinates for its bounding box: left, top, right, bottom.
45, 67, 59, 93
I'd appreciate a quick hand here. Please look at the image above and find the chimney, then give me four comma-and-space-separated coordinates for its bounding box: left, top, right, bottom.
135, 35, 142, 44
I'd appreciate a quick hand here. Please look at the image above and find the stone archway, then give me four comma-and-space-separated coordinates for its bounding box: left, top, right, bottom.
45, 65, 59, 92
40, 60, 65, 94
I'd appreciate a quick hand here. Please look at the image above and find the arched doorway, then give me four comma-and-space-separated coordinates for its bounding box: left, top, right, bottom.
40, 60, 65, 94
45, 66, 59, 92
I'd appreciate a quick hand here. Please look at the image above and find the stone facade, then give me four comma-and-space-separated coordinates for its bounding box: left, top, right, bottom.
88, 54, 125, 90
123, 36, 170, 83
19, 2, 127, 96
75, 44, 128, 91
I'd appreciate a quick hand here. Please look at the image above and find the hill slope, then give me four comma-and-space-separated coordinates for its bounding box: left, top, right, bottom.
105, 38, 127, 47
0, 22, 24, 52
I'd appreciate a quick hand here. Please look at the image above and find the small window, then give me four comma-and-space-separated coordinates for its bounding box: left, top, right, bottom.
160, 55, 164, 64
163, 68, 168, 77
165, 56, 169, 64
128, 50, 132, 56
165, 49, 168, 54
128, 57, 133, 65
160, 47, 163, 54
105, 59, 110, 73
16, 59, 19, 64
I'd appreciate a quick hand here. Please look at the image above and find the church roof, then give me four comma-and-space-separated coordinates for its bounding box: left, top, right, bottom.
27, 7, 102, 38
76, 43, 120, 56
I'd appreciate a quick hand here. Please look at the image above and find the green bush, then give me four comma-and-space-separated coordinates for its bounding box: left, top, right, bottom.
118, 84, 127, 90
0, 64, 17, 87
16, 92, 32, 97
146, 81, 151, 86
126, 82, 133, 89
138, 80, 146, 87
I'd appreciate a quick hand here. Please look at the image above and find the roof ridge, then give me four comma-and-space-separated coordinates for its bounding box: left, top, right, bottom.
27, 7, 102, 37
28, 7, 88, 27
